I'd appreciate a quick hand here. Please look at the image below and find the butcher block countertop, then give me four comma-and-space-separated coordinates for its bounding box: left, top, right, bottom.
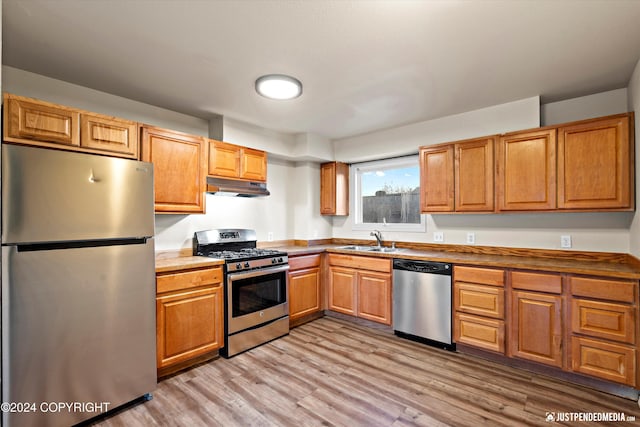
272, 240, 640, 280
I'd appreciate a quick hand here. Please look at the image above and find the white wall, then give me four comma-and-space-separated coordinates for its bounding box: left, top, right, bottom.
628, 58, 640, 258
541, 89, 628, 126
3, 66, 210, 136
333, 97, 540, 162
331, 92, 634, 253
155, 158, 298, 250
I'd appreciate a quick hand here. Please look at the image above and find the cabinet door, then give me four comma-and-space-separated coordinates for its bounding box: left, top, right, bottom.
208, 140, 241, 178
357, 271, 392, 325
455, 137, 495, 212
510, 291, 563, 367
4, 94, 79, 146
240, 147, 267, 182
328, 267, 357, 315
156, 285, 223, 369
320, 162, 349, 215
497, 129, 556, 211
141, 126, 206, 214
420, 145, 454, 212
558, 115, 632, 210
289, 267, 321, 320
80, 113, 138, 158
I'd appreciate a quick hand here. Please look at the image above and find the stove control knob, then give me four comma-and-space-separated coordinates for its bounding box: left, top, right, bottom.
271, 258, 277, 264
278, 257, 284, 263
244, 262, 250, 268
235, 263, 242, 270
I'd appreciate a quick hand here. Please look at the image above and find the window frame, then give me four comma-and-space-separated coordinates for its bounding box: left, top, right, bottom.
351, 155, 426, 232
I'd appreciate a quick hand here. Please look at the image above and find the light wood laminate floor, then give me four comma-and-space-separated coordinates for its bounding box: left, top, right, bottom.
92, 317, 639, 426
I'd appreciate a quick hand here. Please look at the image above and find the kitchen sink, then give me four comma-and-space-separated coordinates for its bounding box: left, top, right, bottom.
367, 247, 401, 253
337, 245, 401, 253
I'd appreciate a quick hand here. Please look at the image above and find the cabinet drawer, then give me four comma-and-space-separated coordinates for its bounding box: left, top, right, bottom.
511, 271, 562, 294
328, 254, 391, 273
454, 283, 504, 319
569, 276, 636, 303
454, 313, 505, 354
289, 254, 321, 271
157, 267, 223, 294
571, 336, 636, 387
571, 299, 635, 344
454, 266, 504, 287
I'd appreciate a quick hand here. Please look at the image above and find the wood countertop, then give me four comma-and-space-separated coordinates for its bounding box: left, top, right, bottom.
157, 242, 640, 279
155, 251, 224, 273
280, 243, 640, 280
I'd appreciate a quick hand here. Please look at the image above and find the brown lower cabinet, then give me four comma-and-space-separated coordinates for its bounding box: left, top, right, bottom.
510, 290, 563, 368
457, 266, 639, 388
288, 254, 323, 323
568, 275, 637, 387
156, 266, 224, 375
327, 254, 392, 325
453, 266, 506, 353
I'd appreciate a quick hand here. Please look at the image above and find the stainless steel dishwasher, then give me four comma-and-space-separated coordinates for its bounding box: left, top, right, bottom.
392, 259, 455, 351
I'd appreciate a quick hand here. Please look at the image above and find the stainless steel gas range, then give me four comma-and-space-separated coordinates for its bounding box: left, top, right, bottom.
194, 229, 289, 357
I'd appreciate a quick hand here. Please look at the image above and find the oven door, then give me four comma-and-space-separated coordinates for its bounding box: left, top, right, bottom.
227, 264, 289, 334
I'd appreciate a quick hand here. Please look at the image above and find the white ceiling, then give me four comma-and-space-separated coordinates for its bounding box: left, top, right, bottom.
4, 0, 640, 140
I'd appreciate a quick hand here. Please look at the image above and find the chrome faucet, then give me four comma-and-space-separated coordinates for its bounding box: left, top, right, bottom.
370, 230, 383, 247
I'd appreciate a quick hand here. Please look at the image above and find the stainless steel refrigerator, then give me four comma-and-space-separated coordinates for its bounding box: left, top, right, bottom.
1, 144, 157, 427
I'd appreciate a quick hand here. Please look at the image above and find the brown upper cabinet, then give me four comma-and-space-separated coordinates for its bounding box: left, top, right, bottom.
420, 136, 495, 213
140, 125, 207, 214
557, 114, 633, 210
208, 139, 267, 182
420, 145, 454, 212
3, 93, 138, 159
321, 162, 349, 215
420, 112, 634, 214
497, 129, 557, 211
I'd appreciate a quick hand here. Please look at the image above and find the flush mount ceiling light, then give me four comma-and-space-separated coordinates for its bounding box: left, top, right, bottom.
255, 74, 302, 100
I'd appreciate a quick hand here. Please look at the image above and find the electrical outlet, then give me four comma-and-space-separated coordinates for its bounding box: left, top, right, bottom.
560, 235, 572, 248
466, 232, 475, 244
267, 232, 274, 242
433, 232, 444, 242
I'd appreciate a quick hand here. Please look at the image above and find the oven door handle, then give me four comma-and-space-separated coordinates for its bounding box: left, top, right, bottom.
227, 264, 290, 281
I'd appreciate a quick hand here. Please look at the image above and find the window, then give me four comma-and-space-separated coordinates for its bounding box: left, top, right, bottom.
352, 156, 425, 232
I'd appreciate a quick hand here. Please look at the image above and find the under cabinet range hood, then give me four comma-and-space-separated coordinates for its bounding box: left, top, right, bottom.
206, 176, 270, 197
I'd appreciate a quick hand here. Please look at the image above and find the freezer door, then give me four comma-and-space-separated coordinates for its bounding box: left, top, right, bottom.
2, 144, 154, 244
1, 240, 156, 427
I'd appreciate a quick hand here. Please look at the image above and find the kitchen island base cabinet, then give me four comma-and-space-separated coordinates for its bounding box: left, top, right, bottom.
156, 266, 223, 376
